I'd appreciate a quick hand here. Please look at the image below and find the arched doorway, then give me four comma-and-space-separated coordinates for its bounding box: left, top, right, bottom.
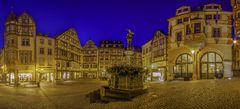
174, 54, 193, 78
201, 52, 223, 79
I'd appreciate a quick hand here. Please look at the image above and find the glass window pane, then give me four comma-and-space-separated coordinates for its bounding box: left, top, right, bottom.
177, 56, 181, 63
201, 64, 207, 73
201, 54, 208, 62
182, 54, 187, 63
216, 54, 222, 62
182, 64, 188, 73
208, 64, 215, 74
208, 53, 215, 62
201, 64, 207, 79
176, 65, 181, 73
187, 55, 193, 63
216, 63, 223, 73
188, 64, 193, 73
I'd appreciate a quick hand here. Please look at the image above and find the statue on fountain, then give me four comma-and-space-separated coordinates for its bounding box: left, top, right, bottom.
126, 29, 134, 50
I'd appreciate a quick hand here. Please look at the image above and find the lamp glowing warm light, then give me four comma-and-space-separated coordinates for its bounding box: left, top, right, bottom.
191, 50, 195, 54
233, 40, 237, 44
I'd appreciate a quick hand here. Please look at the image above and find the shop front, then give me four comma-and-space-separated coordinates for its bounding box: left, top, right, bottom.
19, 73, 32, 82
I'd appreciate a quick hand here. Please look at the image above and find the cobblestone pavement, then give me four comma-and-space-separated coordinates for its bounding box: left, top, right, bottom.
1, 79, 240, 109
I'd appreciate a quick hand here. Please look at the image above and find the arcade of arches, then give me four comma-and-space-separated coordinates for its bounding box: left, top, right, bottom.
174, 52, 224, 79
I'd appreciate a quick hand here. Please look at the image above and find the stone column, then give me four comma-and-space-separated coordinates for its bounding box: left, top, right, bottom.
192, 53, 197, 80
223, 61, 233, 78
14, 70, 19, 87
167, 63, 174, 81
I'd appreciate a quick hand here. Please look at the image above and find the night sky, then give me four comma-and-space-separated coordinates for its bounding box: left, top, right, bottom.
0, 0, 231, 48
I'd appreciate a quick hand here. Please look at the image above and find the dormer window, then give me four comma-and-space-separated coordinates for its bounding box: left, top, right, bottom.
176, 6, 191, 15
206, 6, 212, 9
183, 17, 189, 22
177, 19, 183, 24
206, 15, 212, 20
203, 4, 222, 11
214, 15, 221, 20
213, 6, 219, 9
183, 8, 189, 12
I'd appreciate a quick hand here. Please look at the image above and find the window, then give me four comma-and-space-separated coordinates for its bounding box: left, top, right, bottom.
48, 48, 52, 55
10, 25, 14, 31
176, 32, 182, 41
201, 52, 223, 79
154, 42, 158, 47
40, 39, 44, 44
205, 15, 212, 20
213, 28, 221, 38
177, 19, 183, 24
213, 6, 219, 9
183, 17, 189, 22
11, 39, 14, 44
48, 40, 52, 46
19, 51, 32, 64
175, 54, 193, 78
194, 23, 201, 33
186, 24, 191, 35
238, 12, 240, 19
183, 8, 188, 12
22, 38, 30, 46
206, 6, 212, 9
40, 48, 44, 55
214, 15, 220, 20
66, 62, 70, 67
22, 27, 29, 33
178, 10, 182, 13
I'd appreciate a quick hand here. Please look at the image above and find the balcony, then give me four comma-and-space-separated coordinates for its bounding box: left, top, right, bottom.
184, 32, 206, 48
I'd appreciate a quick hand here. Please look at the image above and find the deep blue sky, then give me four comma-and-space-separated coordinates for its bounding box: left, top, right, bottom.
0, 0, 231, 48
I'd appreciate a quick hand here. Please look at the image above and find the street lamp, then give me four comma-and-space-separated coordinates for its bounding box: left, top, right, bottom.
191, 49, 199, 80
191, 50, 195, 54
234, 40, 237, 44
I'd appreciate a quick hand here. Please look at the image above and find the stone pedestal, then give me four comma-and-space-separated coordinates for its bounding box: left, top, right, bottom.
124, 50, 134, 66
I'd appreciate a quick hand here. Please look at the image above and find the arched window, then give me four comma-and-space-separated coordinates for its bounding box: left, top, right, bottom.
175, 54, 193, 78
201, 52, 223, 79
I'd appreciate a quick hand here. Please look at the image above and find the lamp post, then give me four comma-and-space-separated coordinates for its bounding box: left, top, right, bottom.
233, 39, 238, 75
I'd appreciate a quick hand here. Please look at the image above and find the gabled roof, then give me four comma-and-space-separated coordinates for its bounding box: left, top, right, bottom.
153, 30, 168, 39
83, 40, 97, 49
55, 28, 82, 48
6, 11, 17, 22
